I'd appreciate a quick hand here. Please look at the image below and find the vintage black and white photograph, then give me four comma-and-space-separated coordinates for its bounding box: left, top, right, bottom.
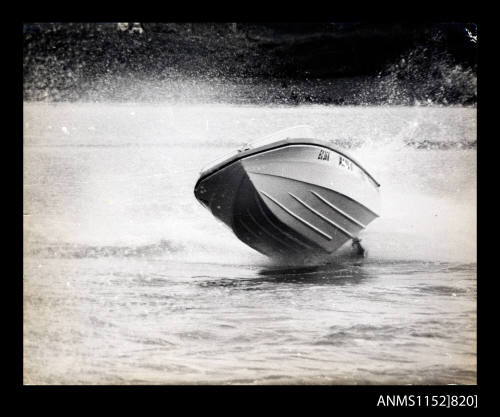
23, 22, 477, 385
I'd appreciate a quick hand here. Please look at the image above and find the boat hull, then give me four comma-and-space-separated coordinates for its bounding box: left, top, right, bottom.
194, 143, 380, 259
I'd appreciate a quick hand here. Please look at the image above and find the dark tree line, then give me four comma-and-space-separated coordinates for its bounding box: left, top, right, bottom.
23, 22, 477, 104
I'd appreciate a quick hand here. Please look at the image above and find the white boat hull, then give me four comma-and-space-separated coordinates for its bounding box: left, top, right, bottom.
194, 139, 381, 259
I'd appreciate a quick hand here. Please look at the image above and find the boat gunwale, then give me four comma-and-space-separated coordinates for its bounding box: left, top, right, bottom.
196, 138, 381, 188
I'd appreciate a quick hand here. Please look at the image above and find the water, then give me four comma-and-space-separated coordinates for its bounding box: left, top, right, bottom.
23, 103, 476, 384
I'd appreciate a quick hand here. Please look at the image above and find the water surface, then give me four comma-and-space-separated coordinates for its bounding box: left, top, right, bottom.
23, 103, 476, 384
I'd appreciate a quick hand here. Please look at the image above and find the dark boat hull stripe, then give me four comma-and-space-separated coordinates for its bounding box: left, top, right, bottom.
245, 208, 297, 252
253, 191, 317, 251
260, 191, 332, 241
288, 192, 354, 239
310, 191, 367, 228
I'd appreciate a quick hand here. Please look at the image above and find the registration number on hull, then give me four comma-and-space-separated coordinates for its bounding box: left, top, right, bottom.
317, 149, 330, 161
317, 149, 354, 171
338, 155, 353, 171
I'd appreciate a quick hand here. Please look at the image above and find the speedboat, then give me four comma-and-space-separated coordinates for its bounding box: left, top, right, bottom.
194, 126, 381, 259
